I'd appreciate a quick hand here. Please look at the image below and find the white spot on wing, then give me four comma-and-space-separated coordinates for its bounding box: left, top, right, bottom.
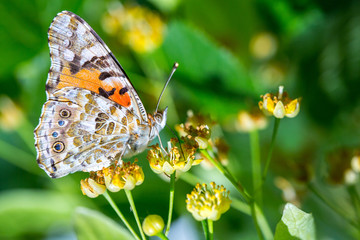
64, 49, 75, 61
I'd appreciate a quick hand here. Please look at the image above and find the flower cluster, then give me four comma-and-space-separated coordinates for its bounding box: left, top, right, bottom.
102, 4, 165, 53
259, 86, 300, 119
186, 182, 231, 221
147, 138, 202, 175
176, 111, 229, 168
81, 161, 144, 198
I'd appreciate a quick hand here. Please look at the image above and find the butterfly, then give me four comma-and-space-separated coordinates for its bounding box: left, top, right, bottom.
34, 11, 169, 178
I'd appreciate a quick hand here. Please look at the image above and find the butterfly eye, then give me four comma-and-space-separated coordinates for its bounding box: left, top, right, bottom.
52, 141, 65, 153
155, 113, 163, 124
59, 109, 71, 118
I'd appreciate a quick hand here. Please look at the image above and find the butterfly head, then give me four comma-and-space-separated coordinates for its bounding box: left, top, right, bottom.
149, 107, 168, 139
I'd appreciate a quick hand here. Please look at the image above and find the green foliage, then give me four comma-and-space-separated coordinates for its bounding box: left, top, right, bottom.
274, 203, 315, 240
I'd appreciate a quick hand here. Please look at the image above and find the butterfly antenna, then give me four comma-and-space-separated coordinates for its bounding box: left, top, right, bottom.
155, 62, 179, 113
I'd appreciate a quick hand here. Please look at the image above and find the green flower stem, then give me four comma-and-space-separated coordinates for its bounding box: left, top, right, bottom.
262, 118, 280, 183
207, 219, 214, 240
200, 150, 251, 202
250, 129, 262, 206
156, 232, 169, 240
103, 191, 141, 240
250, 200, 264, 240
125, 190, 146, 240
200, 149, 269, 240
165, 171, 176, 236
202, 220, 210, 240
308, 183, 358, 228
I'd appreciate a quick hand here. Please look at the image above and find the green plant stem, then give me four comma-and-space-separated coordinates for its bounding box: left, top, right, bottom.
207, 219, 214, 240
202, 220, 210, 240
156, 232, 169, 240
250, 129, 262, 206
200, 149, 268, 240
125, 190, 146, 240
250, 200, 264, 240
103, 191, 141, 240
262, 118, 280, 183
308, 183, 358, 228
165, 172, 176, 236
200, 150, 251, 202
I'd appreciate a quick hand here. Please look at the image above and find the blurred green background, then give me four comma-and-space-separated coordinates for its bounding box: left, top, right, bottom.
1, 0, 360, 239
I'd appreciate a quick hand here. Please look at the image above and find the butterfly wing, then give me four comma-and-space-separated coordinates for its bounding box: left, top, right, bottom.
47, 10, 148, 122
34, 87, 143, 178
34, 11, 152, 178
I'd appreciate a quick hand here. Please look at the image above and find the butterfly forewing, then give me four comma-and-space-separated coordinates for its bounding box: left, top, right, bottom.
47, 10, 147, 122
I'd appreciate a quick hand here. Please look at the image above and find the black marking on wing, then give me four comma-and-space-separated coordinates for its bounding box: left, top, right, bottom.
99, 72, 112, 80
98, 87, 116, 98
119, 87, 128, 95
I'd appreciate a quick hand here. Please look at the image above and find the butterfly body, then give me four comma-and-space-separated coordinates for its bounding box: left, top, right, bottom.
34, 11, 167, 178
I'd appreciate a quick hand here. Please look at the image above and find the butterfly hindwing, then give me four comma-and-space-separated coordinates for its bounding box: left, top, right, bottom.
34, 87, 139, 178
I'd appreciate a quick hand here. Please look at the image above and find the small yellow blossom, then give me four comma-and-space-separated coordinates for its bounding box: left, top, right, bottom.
102, 5, 165, 53
102, 161, 144, 192
142, 215, 165, 236
259, 86, 300, 119
236, 109, 267, 132
80, 178, 106, 198
147, 139, 201, 175
186, 182, 231, 221
81, 161, 144, 196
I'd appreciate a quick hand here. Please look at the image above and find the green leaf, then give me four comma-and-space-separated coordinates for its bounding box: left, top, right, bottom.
274, 203, 315, 240
74, 207, 135, 240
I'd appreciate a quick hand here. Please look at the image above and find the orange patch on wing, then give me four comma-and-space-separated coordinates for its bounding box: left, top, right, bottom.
58, 67, 131, 107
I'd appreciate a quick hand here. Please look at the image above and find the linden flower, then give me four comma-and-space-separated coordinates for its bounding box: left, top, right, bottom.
259, 86, 300, 119
186, 182, 231, 221
102, 4, 165, 53
236, 109, 267, 132
102, 161, 145, 192
80, 177, 106, 198
147, 138, 202, 175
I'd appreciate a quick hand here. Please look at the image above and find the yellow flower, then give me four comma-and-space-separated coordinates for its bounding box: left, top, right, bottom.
186, 182, 231, 221
142, 215, 165, 236
80, 177, 106, 198
259, 86, 300, 119
236, 109, 268, 132
102, 4, 165, 53
147, 138, 201, 175
102, 161, 144, 192
81, 161, 144, 196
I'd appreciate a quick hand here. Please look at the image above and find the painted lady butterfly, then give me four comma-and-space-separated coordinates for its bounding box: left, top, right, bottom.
34, 11, 169, 178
